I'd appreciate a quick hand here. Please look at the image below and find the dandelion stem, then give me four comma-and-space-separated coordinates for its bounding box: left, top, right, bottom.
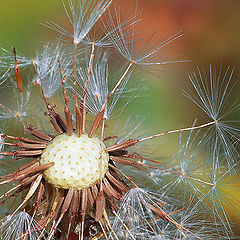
99, 118, 106, 183
112, 156, 214, 187
139, 120, 216, 142
89, 61, 133, 137
151, 164, 215, 186
101, 60, 134, 112
74, 44, 83, 137
125, 153, 183, 174
82, 43, 95, 133
74, 44, 78, 108
58, 59, 73, 136
59, 60, 67, 103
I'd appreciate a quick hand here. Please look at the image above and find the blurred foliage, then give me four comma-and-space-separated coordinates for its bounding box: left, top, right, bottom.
0, 0, 60, 50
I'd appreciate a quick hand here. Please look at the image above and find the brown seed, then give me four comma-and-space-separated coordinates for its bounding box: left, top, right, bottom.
106, 172, 128, 193
95, 190, 105, 221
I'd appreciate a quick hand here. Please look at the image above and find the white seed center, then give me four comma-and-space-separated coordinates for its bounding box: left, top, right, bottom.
40, 133, 109, 190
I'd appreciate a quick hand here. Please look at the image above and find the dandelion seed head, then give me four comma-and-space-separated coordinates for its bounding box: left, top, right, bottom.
0, 0, 239, 238
40, 133, 109, 190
